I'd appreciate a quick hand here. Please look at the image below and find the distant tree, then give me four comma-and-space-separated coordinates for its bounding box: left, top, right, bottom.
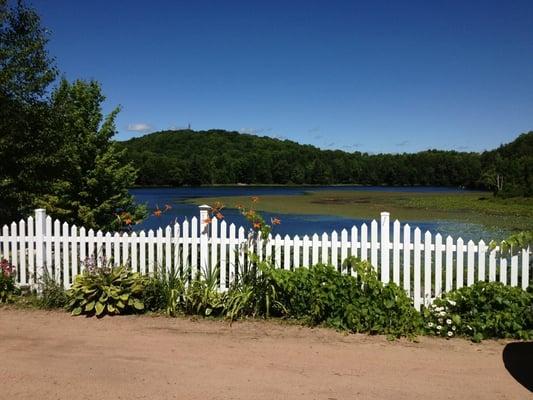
185, 155, 205, 186
37, 79, 146, 230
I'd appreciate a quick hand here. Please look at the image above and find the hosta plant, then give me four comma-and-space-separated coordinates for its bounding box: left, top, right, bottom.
67, 264, 146, 317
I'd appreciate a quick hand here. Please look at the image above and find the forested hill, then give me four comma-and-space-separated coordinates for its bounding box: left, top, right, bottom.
119, 130, 532, 196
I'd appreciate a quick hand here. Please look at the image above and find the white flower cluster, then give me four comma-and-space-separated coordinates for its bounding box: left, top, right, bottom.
426, 302, 458, 339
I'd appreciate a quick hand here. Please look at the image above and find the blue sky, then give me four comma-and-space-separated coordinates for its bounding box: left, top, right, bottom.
32, 0, 533, 153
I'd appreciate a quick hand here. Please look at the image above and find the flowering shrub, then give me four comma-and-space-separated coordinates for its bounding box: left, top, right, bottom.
424, 301, 459, 338
424, 282, 533, 342
0, 258, 18, 303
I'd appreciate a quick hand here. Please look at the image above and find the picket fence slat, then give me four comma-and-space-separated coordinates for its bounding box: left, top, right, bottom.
294, 235, 301, 268
1, 208, 531, 312
413, 228, 422, 310
424, 231, 432, 306
456, 238, 464, 289
380, 213, 390, 283
522, 248, 530, 290
370, 220, 378, 268
434, 233, 443, 298
19, 219, 26, 285
71, 226, 79, 281
392, 220, 400, 285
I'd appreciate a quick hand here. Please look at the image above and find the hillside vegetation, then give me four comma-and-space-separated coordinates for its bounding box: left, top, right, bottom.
120, 130, 532, 196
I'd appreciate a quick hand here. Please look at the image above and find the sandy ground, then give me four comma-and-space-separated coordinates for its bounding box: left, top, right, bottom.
0, 308, 531, 400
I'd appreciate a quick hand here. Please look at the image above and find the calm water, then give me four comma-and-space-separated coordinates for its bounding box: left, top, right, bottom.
130, 186, 502, 242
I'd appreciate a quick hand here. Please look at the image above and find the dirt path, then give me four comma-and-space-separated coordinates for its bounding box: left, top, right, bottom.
0, 308, 530, 400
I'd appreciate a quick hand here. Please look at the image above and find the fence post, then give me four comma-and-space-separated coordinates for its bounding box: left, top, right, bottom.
380, 211, 390, 283
199, 205, 211, 271
34, 208, 46, 290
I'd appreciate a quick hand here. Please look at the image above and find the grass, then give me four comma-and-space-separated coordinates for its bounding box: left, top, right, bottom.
190, 190, 533, 233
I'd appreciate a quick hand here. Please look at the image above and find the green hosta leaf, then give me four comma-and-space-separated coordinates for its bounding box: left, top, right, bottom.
95, 301, 105, 316
133, 300, 144, 310
107, 304, 116, 313
71, 307, 82, 316
85, 301, 95, 312
116, 300, 125, 309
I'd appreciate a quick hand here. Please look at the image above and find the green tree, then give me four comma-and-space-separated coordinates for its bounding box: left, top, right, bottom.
38, 79, 146, 230
0, 0, 57, 223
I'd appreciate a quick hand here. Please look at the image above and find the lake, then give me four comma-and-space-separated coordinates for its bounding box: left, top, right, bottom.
130, 186, 502, 242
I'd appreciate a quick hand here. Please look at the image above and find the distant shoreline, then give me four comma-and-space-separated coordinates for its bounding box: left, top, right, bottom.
130, 183, 473, 190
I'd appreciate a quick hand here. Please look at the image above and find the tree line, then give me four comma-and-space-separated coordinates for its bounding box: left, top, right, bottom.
120, 129, 532, 197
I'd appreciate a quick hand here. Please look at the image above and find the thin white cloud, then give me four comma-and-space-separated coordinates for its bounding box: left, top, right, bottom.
168, 124, 190, 130
127, 123, 153, 133
239, 127, 272, 135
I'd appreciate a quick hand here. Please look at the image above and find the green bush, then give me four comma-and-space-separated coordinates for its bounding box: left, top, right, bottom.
67, 265, 146, 317
424, 281, 533, 342
270, 258, 421, 337
0, 258, 19, 303
182, 267, 224, 317
221, 257, 421, 338
37, 269, 68, 309
224, 257, 288, 321
144, 267, 186, 316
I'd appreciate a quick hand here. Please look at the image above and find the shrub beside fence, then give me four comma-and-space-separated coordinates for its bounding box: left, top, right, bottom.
0, 207, 530, 310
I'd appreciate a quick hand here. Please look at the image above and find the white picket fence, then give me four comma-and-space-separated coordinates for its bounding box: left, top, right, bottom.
1, 207, 531, 310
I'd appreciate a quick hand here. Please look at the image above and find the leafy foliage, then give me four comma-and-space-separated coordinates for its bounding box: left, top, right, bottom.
182, 267, 224, 317
480, 132, 533, 197
0, 2, 145, 229
143, 267, 186, 317
224, 256, 287, 321
269, 259, 422, 337
424, 282, 533, 342
0, 0, 58, 223
489, 231, 533, 255
0, 258, 18, 303
220, 257, 421, 338
36, 269, 68, 309
67, 265, 146, 317
37, 79, 147, 231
